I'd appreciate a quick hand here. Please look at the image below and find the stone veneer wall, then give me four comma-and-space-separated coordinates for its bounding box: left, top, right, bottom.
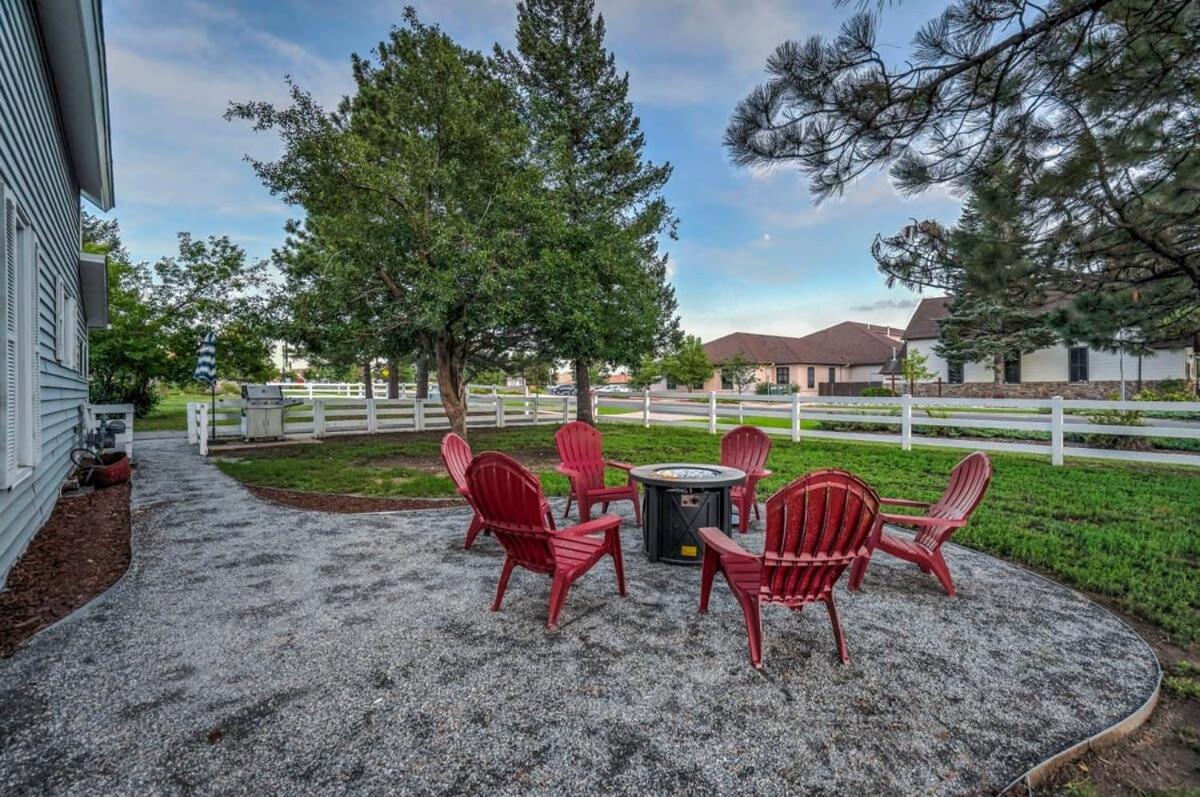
910, 380, 1181, 400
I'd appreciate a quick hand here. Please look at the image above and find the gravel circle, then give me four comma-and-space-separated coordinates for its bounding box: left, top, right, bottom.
0, 439, 1158, 795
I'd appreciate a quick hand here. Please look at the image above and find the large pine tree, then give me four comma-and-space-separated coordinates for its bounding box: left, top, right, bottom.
498, 0, 679, 424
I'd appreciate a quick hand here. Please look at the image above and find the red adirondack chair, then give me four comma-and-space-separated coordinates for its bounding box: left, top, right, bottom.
466, 452, 626, 629
699, 470, 881, 668
440, 433, 553, 550
848, 451, 992, 597
720, 425, 773, 533
554, 421, 641, 526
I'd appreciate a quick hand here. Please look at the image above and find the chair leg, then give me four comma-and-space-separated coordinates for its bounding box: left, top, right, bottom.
631, 491, 642, 526
753, 501, 760, 520
737, 596, 764, 669
547, 572, 570, 629
825, 595, 850, 664
601, 501, 609, 513
737, 497, 750, 534
464, 512, 485, 550
848, 555, 869, 592
926, 551, 957, 597
492, 558, 516, 612
698, 548, 720, 613
563, 489, 574, 520
544, 507, 556, 530
610, 538, 627, 597
579, 497, 592, 523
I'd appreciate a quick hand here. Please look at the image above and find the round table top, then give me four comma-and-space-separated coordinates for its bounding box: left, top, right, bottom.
628, 463, 746, 489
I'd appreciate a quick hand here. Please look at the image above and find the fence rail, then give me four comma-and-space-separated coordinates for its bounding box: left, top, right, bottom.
267, 381, 528, 399
188, 390, 1200, 468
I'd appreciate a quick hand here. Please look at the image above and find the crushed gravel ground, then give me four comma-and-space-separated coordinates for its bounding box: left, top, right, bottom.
0, 439, 1158, 795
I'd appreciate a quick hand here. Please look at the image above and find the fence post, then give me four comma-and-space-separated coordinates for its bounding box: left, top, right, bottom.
533, 393, 540, 425
307, 383, 314, 399
186, 403, 197, 445
414, 399, 425, 432
642, 390, 651, 428
1051, 395, 1064, 466
198, 404, 209, 456
708, 391, 717, 434
591, 390, 599, 422
496, 396, 505, 428
367, 399, 377, 434
791, 393, 801, 442
901, 394, 913, 451
523, 384, 530, 416
562, 396, 570, 424
313, 399, 326, 439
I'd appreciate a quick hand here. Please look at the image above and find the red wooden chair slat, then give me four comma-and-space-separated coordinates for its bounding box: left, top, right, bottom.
467, 452, 626, 629
698, 469, 881, 669
441, 433, 553, 550
720, 425, 773, 533
849, 451, 993, 597
554, 421, 641, 526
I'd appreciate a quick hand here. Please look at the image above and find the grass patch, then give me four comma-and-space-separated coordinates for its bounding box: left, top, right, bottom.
214, 423, 1200, 642
138, 391, 215, 432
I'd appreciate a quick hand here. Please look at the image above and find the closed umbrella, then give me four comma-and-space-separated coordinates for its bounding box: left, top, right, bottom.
195, 331, 216, 439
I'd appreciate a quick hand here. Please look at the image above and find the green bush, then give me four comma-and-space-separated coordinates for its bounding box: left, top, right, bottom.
1134, 380, 1196, 402
860, 386, 897, 397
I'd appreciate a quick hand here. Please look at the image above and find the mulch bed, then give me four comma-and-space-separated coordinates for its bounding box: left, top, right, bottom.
0, 482, 131, 658
244, 484, 464, 513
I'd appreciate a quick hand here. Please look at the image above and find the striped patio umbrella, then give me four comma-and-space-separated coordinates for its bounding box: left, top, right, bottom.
194, 331, 216, 385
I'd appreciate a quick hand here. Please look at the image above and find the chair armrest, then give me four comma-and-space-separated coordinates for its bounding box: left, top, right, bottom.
557, 514, 623, 538
751, 468, 772, 479
880, 497, 933, 509
879, 512, 966, 529
698, 527, 755, 561
554, 464, 581, 478
605, 460, 633, 471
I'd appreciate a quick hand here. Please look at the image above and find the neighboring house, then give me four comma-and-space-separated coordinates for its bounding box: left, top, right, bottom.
901, 297, 1198, 398
270, 340, 310, 378
1, 0, 114, 583
692, 322, 903, 395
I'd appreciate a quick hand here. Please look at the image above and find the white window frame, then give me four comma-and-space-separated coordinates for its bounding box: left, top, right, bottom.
1, 182, 40, 488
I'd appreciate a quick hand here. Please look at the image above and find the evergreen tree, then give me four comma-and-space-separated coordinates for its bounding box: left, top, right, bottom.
498, 0, 680, 425
728, 0, 1200, 346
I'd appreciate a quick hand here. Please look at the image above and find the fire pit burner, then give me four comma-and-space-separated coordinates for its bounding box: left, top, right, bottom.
629, 463, 746, 565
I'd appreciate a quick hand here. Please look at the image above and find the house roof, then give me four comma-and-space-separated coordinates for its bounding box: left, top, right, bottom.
36, 0, 114, 210
705, 322, 902, 367
901, 296, 952, 340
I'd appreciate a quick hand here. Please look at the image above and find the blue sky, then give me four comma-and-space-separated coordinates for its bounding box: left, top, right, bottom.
99, 0, 960, 340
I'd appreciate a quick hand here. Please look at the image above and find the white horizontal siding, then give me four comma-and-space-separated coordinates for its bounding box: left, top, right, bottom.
0, 0, 89, 584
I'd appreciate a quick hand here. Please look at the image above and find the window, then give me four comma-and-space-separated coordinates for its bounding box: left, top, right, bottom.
1, 186, 40, 486
947, 360, 964, 384
1068, 346, 1089, 383
1004, 353, 1021, 384
806, 367, 815, 389
827, 367, 836, 385
720, 370, 733, 390
775, 366, 789, 385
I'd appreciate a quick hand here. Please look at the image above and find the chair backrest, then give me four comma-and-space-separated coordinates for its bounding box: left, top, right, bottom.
441, 432, 473, 494
760, 469, 880, 607
466, 452, 556, 572
720, 425, 772, 475
555, 420, 606, 490
921, 451, 993, 548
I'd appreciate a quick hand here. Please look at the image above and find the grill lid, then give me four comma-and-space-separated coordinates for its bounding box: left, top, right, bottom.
241, 384, 285, 402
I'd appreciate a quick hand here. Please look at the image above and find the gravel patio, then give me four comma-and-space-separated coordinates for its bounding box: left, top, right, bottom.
0, 438, 1159, 795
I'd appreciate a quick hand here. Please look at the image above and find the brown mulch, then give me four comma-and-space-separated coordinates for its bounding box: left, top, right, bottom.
244, 484, 465, 514
0, 482, 131, 658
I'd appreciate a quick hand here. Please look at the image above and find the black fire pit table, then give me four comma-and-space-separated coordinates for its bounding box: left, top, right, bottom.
629, 463, 746, 565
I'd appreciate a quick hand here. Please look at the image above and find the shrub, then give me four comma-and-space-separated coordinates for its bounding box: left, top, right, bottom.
860, 386, 896, 397
1083, 407, 1150, 450
754, 382, 772, 396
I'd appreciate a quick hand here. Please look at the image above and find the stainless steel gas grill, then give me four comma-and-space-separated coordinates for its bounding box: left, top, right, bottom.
239, 384, 303, 441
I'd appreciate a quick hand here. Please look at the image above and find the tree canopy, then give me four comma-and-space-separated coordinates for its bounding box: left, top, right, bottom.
728, 0, 1200, 346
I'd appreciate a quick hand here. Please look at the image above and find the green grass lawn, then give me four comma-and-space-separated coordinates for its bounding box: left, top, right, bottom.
214, 423, 1200, 642
137, 391, 216, 432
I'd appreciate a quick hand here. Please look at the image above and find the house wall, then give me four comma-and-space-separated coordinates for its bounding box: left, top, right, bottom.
0, 0, 89, 584
702, 362, 886, 395
907, 337, 1195, 396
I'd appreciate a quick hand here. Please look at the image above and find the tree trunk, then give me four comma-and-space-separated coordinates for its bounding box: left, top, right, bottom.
992, 353, 1005, 398
435, 335, 468, 438
386, 358, 399, 399
574, 358, 594, 425
362, 361, 373, 399
416, 353, 430, 400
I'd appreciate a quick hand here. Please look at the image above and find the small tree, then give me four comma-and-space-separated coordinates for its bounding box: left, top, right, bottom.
664, 335, 712, 392
720, 354, 758, 396
900, 350, 934, 395
627, 356, 663, 391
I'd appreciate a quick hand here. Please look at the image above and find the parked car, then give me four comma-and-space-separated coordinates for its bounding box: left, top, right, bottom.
549, 384, 576, 396
597, 384, 632, 394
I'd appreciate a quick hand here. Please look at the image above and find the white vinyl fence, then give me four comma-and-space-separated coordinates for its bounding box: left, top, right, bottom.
268, 381, 524, 399
188, 389, 1200, 468
85, 403, 135, 459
